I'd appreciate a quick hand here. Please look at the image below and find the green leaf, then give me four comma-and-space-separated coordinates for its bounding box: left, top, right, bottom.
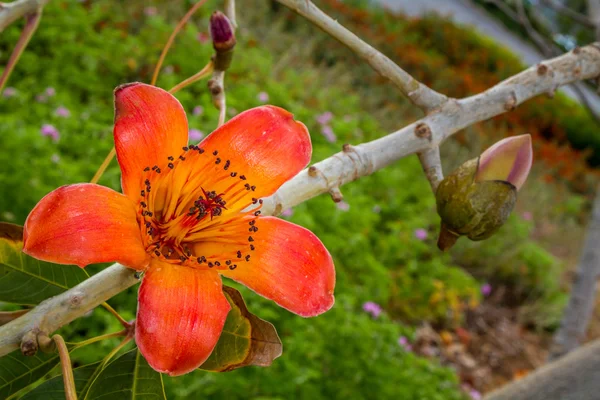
0, 222, 89, 305
0, 349, 60, 399
84, 348, 166, 400
200, 286, 282, 372
20, 362, 100, 400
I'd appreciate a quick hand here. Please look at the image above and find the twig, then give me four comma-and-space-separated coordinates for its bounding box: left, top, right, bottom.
0, 43, 597, 360
224, 0, 236, 28
275, 0, 447, 112
539, 0, 595, 28
208, 70, 227, 127
0, 10, 41, 93
0, 309, 28, 326
418, 147, 443, 193
169, 61, 214, 94
90, 148, 115, 184
53, 334, 76, 400
0, 0, 49, 32
100, 302, 131, 329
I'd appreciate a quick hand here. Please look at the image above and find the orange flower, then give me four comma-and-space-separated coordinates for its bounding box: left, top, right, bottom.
22, 83, 335, 376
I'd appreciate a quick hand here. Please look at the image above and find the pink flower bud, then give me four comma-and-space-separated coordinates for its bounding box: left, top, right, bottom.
475, 134, 532, 191
210, 11, 235, 53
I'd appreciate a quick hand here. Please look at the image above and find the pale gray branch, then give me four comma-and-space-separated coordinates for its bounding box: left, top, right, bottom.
274, 0, 447, 112
0, 0, 48, 32
0, 43, 598, 362
418, 147, 443, 193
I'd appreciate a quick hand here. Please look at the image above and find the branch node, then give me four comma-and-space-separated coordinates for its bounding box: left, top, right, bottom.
20, 330, 38, 356
68, 291, 84, 308
504, 92, 517, 111
414, 123, 432, 141
329, 187, 344, 203
342, 143, 353, 153
572, 46, 582, 55
37, 331, 56, 353
308, 165, 319, 177
537, 63, 548, 76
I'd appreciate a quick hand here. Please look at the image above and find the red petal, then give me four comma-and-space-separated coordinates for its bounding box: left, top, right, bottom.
136, 261, 231, 376
23, 184, 149, 269
113, 83, 189, 202
200, 216, 335, 317
197, 106, 311, 202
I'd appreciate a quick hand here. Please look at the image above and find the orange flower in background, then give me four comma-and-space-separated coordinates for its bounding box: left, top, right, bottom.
22, 83, 336, 376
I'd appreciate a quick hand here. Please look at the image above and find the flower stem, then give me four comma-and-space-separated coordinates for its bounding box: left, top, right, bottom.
73, 329, 128, 348
100, 302, 131, 328
90, 147, 115, 184
53, 335, 77, 400
169, 61, 214, 94
0, 11, 41, 93
150, 0, 209, 86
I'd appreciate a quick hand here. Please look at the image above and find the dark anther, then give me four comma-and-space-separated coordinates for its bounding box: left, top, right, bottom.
254, 211, 261, 216
168, 156, 174, 161
230, 264, 237, 270
248, 236, 254, 242
215, 261, 221, 266
168, 163, 174, 169
249, 220, 255, 226
152, 165, 158, 170
208, 262, 214, 267
183, 146, 189, 151
245, 255, 250, 261
140, 202, 147, 208
226, 260, 232, 265
259, 199, 263, 204
250, 226, 258, 233
237, 250, 242, 258
154, 250, 161, 256
141, 190, 145, 197
179, 155, 186, 161
213, 150, 218, 156
190, 145, 197, 150
198, 148, 205, 154
224, 160, 230, 170
179, 256, 186, 262
251, 185, 256, 191
156, 168, 161, 173
250, 244, 255, 251
240, 175, 247, 180
215, 158, 221, 164
230, 172, 237, 177
245, 183, 251, 190
145, 222, 151, 228
252, 198, 257, 204
186, 250, 192, 257
145, 179, 151, 185
144, 166, 150, 172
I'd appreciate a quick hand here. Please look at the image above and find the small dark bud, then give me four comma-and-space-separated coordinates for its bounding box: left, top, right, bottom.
210, 11, 236, 53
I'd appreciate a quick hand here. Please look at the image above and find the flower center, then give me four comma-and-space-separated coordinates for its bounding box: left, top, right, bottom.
136, 145, 261, 271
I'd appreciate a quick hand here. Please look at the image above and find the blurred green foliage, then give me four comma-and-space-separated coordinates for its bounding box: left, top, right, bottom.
0, 0, 579, 398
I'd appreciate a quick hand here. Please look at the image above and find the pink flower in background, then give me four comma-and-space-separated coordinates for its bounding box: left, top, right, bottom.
36, 94, 47, 103
51, 154, 60, 164
40, 124, 59, 141
188, 129, 204, 142
414, 228, 428, 240
481, 283, 492, 297
144, 6, 158, 16
398, 336, 413, 351
321, 125, 336, 143
281, 208, 294, 218
372, 205, 381, 214
192, 105, 204, 116
336, 201, 350, 211
45, 87, 56, 97
197, 32, 210, 44
2, 87, 17, 98
343, 115, 353, 122
470, 390, 482, 400
316, 111, 333, 125
522, 211, 533, 221
258, 92, 269, 103
55, 106, 71, 118
362, 301, 382, 318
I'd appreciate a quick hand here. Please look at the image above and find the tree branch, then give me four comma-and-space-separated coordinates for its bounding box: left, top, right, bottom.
484, 338, 600, 400
0, 0, 48, 32
0, 44, 597, 364
418, 147, 443, 193
274, 0, 447, 112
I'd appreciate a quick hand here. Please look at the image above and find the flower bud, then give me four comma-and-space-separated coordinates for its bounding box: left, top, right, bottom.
210, 11, 236, 53
436, 135, 532, 251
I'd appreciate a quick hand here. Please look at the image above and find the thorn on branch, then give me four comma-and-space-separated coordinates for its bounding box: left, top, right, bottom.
329, 187, 344, 203
414, 123, 432, 141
